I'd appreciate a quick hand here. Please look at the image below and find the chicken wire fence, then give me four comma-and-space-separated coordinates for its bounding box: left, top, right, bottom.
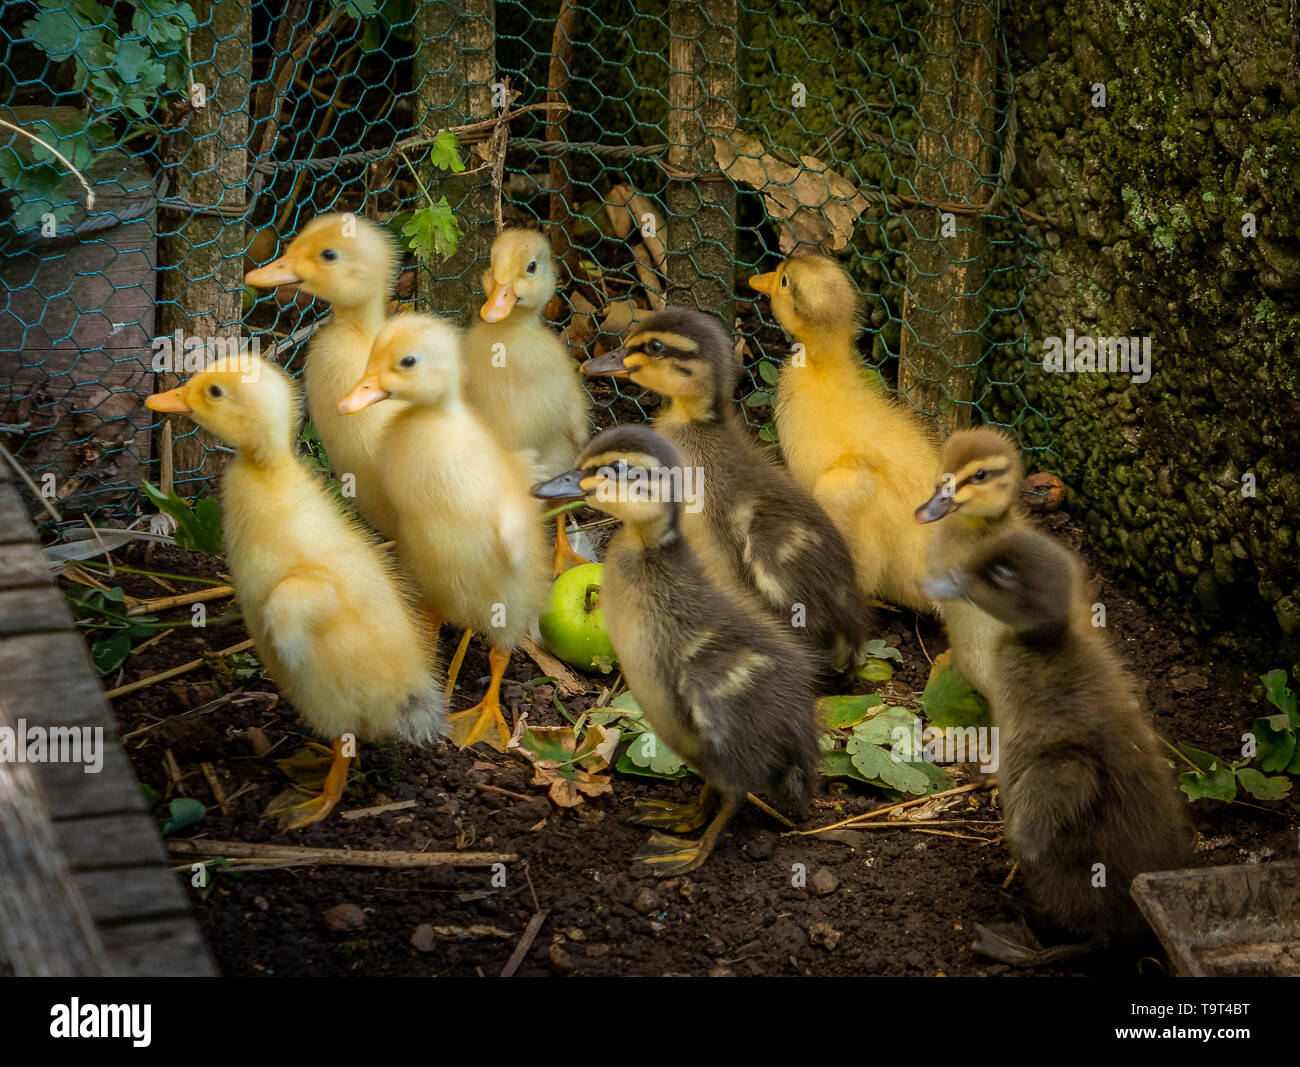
0, 0, 1045, 528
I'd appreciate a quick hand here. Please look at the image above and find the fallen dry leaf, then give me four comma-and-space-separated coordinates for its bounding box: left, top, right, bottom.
507, 715, 621, 808
710, 130, 869, 253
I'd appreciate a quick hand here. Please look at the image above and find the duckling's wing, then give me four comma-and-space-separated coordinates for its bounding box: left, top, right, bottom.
1005, 751, 1103, 861
496, 491, 535, 572
261, 566, 340, 672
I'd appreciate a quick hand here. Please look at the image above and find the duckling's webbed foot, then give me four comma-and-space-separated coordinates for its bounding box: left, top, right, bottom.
264, 737, 355, 829
632, 791, 737, 876
971, 919, 1095, 968
631, 786, 715, 832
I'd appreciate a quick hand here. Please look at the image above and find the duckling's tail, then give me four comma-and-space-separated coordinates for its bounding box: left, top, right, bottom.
772, 735, 820, 818
396, 679, 449, 745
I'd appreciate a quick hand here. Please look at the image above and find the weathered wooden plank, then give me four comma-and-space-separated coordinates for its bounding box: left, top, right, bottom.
72, 865, 192, 925
0, 631, 117, 728
55, 811, 168, 870
0, 703, 111, 977
0, 541, 47, 588
0, 583, 71, 634
0, 480, 34, 545
98, 916, 216, 978
33, 743, 147, 820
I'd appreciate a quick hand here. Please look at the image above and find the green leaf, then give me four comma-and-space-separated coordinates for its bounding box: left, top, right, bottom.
401, 198, 461, 261
819, 748, 875, 784
920, 664, 991, 728
339, 0, 381, 17
1179, 744, 1223, 772
913, 759, 956, 793
140, 482, 223, 555
744, 388, 776, 408
850, 706, 918, 748
1261, 669, 1299, 727
846, 740, 932, 795
1235, 767, 1291, 802
1178, 762, 1237, 803
1250, 716, 1297, 774
818, 692, 883, 729
23, 9, 91, 59
860, 638, 902, 663
758, 423, 779, 443
162, 796, 207, 835
113, 37, 151, 81
91, 631, 132, 675
855, 658, 894, 681
757, 360, 779, 385
427, 130, 465, 173
621, 727, 686, 776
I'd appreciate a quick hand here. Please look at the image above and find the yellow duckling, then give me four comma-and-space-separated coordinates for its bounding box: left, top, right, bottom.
244, 213, 403, 536
748, 254, 939, 614
338, 313, 549, 752
464, 227, 591, 573
914, 427, 1030, 697
145, 356, 445, 827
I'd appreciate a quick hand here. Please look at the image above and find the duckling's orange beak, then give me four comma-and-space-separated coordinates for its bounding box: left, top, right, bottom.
480, 281, 517, 323
748, 271, 778, 295
145, 386, 193, 414
244, 256, 302, 289
337, 375, 389, 415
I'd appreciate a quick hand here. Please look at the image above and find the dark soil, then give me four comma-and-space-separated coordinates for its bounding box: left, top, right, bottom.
83, 507, 1297, 978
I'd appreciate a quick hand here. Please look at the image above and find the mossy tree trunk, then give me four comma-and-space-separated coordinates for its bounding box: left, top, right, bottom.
665, 0, 738, 327
155, 0, 250, 488
414, 0, 496, 316
901, 0, 996, 434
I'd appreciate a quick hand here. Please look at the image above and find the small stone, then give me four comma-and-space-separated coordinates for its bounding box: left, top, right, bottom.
565, 927, 586, 942
323, 903, 366, 933
808, 922, 842, 951
632, 887, 659, 915
410, 924, 437, 953
548, 943, 574, 974
253, 895, 270, 912
708, 964, 736, 977
809, 868, 838, 896
745, 830, 776, 860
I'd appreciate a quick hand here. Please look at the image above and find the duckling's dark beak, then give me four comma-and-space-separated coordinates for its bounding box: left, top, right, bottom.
532, 469, 588, 501
915, 487, 958, 524
922, 569, 967, 601
581, 348, 632, 378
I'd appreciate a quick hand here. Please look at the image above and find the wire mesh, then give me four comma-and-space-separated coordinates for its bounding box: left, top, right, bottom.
0, 0, 1046, 528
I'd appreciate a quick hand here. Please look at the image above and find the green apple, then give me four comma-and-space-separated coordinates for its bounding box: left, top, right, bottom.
539, 562, 618, 673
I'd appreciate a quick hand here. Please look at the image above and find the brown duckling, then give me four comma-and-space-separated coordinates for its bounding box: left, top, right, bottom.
583, 308, 870, 669
915, 426, 1030, 696
533, 424, 822, 875
923, 530, 1193, 964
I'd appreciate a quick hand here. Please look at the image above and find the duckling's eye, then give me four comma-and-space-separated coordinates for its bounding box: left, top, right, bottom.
399, 355, 418, 369
779, 274, 789, 288
646, 339, 665, 355
525, 259, 538, 275
207, 384, 224, 399
320, 248, 339, 262
969, 469, 989, 484
987, 563, 1017, 588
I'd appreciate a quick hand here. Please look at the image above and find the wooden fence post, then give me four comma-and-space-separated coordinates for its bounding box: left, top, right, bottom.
665, 0, 738, 328
414, 0, 496, 316
901, 0, 996, 433
155, 0, 251, 487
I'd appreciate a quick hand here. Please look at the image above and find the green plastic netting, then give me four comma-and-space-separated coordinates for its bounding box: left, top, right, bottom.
0, 0, 1046, 526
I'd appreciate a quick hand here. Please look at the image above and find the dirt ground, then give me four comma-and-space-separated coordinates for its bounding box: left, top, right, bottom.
85, 501, 1297, 978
